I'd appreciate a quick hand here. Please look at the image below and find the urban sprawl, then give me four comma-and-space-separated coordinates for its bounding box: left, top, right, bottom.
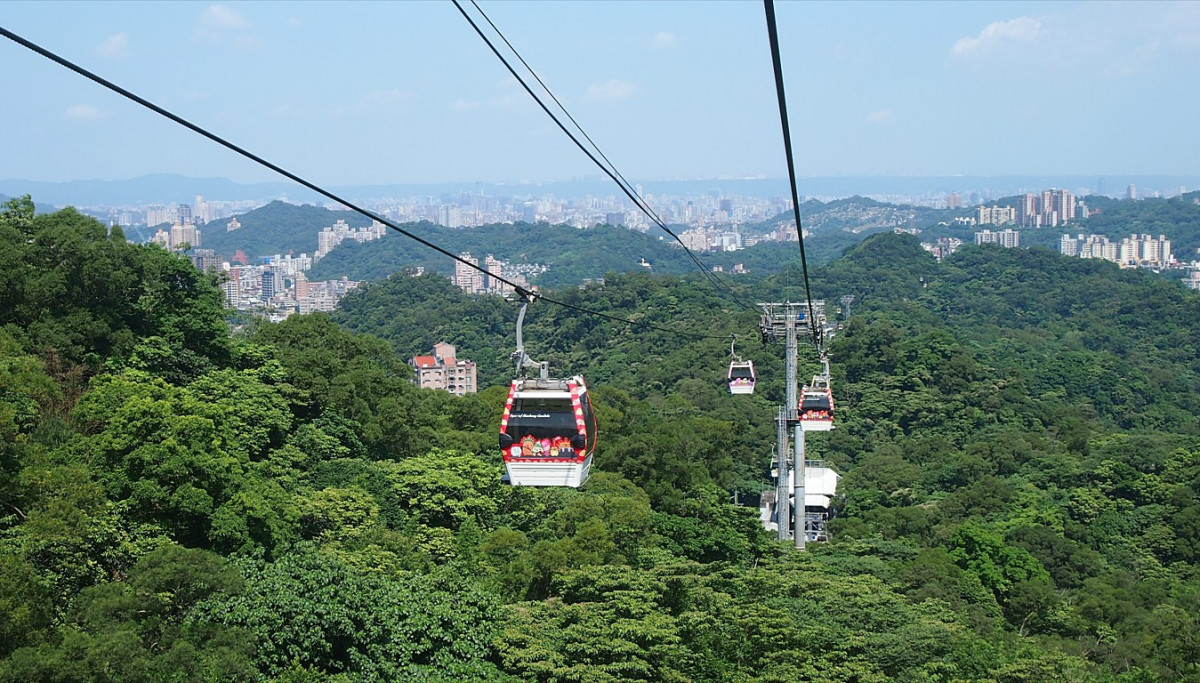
104, 183, 1200, 326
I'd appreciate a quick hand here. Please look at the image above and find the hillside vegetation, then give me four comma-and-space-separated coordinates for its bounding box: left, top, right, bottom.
3, 196, 1200, 680
1082, 192, 1200, 257
198, 201, 375, 260
310, 221, 710, 288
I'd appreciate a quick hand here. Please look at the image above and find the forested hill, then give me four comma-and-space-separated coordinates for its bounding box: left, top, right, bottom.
1082, 191, 1200, 256
751, 195, 955, 236
307, 195, 960, 286
309, 221, 703, 287
337, 232, 1200, 676
6, 197, 1200, 680
198, 200, 375, 260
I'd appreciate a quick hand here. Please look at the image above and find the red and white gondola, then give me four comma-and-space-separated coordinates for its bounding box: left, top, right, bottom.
500, 376, 597, 487
798, 375, 834, 431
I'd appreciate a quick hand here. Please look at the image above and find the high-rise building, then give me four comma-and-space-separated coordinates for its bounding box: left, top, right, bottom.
483, 254, 509, 294
1060, 234, 1080, 257
454, 252, 483, 293
1127, 184, 1138, 200
193, 196, 212, 224
169, 222, 200, 249
680, 228, 709, 251
294, 272, 310, 298
191, 248, 219, 272
975, 228, 1019, 248
146, 204, 174, 227
1048, 189, 1075, 226
314, 219, 387, 259
222, 267, 243, 308
316, 220, 350, 259
1062, 233, 1172, 268
1017, 189, 1075, 227
409, 343, 477, 396
976, 205, 1016, 226
261, 270, 278, 299
1129, 233, 1171, 266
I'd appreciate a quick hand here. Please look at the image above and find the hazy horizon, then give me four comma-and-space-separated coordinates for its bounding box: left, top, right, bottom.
6, 172, 1200, 209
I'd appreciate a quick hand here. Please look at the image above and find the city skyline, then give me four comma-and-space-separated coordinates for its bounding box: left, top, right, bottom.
2, 1, 1198, 189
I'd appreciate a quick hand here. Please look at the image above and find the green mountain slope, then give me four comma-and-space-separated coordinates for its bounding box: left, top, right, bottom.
198, 200, 375, 260
5, 201, 1200, 680
309, 221, 703, 287
1082, 192, 1200, 256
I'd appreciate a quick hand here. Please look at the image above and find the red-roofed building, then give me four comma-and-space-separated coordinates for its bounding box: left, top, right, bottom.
409, 343, 477, 396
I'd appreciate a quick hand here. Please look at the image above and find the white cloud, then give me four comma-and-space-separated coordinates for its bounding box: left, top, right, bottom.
865, 109, 895, 124
651, 31, 677, 48
951, 17, 1042, 58
202, 4, 250, 30
64, 104, 105, 121
97, 33, 130, 59
450, 99, 481, 111
195, 4, 252, 43
583, 79, 637, 104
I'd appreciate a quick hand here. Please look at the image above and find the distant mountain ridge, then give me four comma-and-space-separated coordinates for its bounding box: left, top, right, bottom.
6, 173, 1200, 208
0, 174, 308, 206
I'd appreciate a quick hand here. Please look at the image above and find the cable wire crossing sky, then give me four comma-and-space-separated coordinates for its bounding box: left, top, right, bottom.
1, 1, 1197, 185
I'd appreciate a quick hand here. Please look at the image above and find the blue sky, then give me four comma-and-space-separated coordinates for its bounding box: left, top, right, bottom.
1, 1, 1197, 185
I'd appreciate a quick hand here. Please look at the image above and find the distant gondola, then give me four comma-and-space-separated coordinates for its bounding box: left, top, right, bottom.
728, 360, 756, 395
727, 335, 756, 395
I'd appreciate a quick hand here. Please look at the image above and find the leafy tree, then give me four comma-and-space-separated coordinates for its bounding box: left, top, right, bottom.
0, 200, 230, 377
194, 544, 506, 680
0, 544, 254, 682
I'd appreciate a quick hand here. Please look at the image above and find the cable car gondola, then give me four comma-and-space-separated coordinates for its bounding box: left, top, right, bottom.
500, 375, 597, 487
499, 295, 597, 487
727, 335, 756, 395
728, 361, 756, 395
798, 374, 834, 431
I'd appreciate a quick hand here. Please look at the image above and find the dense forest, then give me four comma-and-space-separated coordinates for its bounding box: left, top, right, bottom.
4, 195, 1200, 680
